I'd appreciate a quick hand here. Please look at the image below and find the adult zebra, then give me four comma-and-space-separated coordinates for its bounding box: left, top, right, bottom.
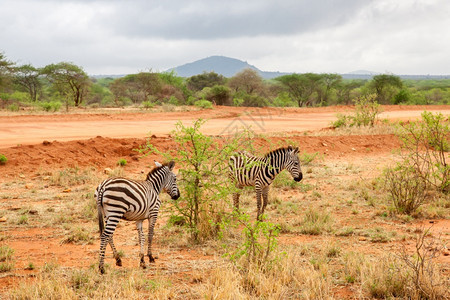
229, 145, 302, 220
95, 161, 180, 274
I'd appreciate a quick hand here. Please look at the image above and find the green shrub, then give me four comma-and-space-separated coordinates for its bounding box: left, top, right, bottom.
353, 94, 381, 127
117, 158, 127, 166
382, 162, 426, 214
141, 100, 154, 109
7, 103, 20, 112
194, 99, 213, 109
396, 111, 449, 192
0, 154, 7, 165
40, 101, 62, 112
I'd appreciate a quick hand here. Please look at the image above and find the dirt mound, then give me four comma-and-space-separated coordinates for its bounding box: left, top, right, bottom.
0, 134, 401, 177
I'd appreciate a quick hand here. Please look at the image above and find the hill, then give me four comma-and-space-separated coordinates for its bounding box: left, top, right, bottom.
167, 56, 288, 79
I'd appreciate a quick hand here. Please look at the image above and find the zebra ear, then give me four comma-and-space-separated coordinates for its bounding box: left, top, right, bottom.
167, 161, 175, 170
154, 161, 163, 167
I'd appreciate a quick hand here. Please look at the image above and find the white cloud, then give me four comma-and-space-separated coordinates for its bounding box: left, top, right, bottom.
1, 0, 449, 75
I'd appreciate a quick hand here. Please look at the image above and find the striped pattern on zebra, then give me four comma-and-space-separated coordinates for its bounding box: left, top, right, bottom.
95, 161, 180, 274
229, 145, 302, 220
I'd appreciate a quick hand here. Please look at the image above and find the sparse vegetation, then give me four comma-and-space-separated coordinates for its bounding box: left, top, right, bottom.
0, 153, 7, 165
0, 245, 14, 273
117, 158, 127, 166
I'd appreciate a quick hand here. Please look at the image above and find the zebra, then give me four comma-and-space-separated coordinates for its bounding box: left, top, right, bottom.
95, 160, 180, 274
229, 145, 302, 220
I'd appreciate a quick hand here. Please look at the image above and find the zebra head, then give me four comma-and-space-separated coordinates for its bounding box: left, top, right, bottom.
285, 146, 303, 182
156, 161, 180, 200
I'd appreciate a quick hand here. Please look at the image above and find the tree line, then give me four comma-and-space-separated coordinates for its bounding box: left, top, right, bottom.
1, 52, 449, 111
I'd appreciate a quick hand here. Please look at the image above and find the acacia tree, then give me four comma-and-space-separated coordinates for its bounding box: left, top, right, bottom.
187, 71, 225, 92
13, 64, 42, 102
370, 74, 403, 104
275, 73, 322, 107
42, 62, 90, 108
318, 73, 342, 105
110, 72, 162, 104
228, 68, 264, 95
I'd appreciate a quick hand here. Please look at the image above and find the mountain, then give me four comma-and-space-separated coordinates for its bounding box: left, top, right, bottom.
167, 56, 288, 79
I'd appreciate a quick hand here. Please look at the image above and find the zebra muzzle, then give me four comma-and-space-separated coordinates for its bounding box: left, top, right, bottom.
294, 173, 303, 182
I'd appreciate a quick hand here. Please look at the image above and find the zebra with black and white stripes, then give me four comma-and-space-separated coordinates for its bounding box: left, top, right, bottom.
229, 145, 303, 220
95, 161, 180, 274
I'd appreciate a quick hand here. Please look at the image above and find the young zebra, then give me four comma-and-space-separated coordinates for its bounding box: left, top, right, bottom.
95, 161, 180, 274
229, 145, 302, 220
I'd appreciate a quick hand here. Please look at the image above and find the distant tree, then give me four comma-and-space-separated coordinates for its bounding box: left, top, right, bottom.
13, 64, 42, 102
336, 80, 366, 104
159, 71, 189, 102
317, 73, 342, 105
110, 72, 163, 104
228, 68, 264, 95
42, 62, 91, 108
370, 74, 403, 104
187, 71, 225, 92
207, 85, 231, 105
0, 52, 14, 91
275, 73, 322, 107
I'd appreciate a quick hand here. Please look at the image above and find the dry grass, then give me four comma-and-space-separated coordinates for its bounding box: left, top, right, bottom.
1, 144, 449, 299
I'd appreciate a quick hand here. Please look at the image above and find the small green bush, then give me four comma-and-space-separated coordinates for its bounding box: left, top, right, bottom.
117, 158, 127, 166
141, 100, 154, 109
194, 99, 213, 109
7, 103, 20, 112
40, 101, 62, 112
0, 154, 7, 165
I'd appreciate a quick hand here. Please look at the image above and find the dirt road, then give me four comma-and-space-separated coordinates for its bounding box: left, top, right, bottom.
1, 105, 449, 148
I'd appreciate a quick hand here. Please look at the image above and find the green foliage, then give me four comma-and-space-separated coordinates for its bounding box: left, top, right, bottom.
141, 119, 252, 242
224, 213, 281, 269
194, 99, 213, 109
396, 111, 449, 192
7, 103, 19, 111
0, 153, 7, 165
40, 101, 62, 112
332, 94, 381, 128
141, 100, 154, 109
187, 71, 225, 92
271, 91, 296, 107
370, 74, 403, 103
353, 94, 382, 126
117, 158, 127, 166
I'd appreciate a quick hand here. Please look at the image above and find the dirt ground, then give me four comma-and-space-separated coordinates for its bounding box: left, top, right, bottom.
0, 105, 449, 298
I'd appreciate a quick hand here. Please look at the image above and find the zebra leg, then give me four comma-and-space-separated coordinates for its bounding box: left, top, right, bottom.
261, 186, 270, 218
255, 184, 263, 221
147, 215, 158, 263
99, 216, 121, 274
233, 184, 243, 211
136, 220, 146, 269
108, 237, 122, 266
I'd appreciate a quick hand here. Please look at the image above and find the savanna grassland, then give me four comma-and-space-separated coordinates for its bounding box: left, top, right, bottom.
0, 105, 449, 299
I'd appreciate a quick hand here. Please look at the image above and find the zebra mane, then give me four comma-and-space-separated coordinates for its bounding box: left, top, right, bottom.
264, 145, 298, 158
145, 161, 175, 181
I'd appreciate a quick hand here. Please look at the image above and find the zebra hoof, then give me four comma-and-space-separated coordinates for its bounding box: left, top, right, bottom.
148, 255, 157, 263
116, 258, 122, 267
99, 266, 105, 274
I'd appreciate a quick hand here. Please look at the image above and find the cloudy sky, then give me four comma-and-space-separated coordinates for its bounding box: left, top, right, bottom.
1, 0, 449, 75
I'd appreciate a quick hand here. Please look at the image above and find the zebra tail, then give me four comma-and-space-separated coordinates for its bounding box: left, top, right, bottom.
96, 187, 105, 236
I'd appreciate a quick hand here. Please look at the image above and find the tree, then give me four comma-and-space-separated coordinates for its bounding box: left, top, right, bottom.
0, 52, 14, 91
187, 72, 225, 92
13, 64, 42, 102
317, 73, 342, 105
370, 74, 403, 104
207, 85, 231, 105
110, 72, 162, 105
42, 62, 91, 108
275, 73, 322, 107
228, 68, 264, 95
336, 80, 366, 104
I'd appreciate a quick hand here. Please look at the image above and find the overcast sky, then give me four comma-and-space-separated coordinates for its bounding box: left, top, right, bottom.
1, 0, 449, 75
